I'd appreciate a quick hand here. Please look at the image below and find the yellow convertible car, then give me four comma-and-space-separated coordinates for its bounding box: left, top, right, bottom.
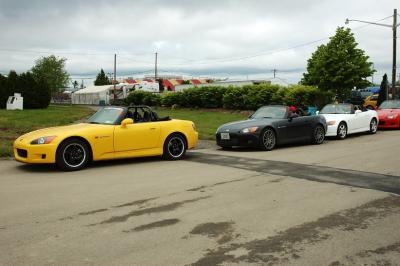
14, 106, 198, 171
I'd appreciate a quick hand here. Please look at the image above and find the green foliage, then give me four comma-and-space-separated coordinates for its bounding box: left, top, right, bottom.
125, 90, 161, 106
222, 86, 248, 109
0, 73, 11, 108
0, 70, 51, 109
94, 69, 111, 86
160, 92, 184, 107
302, 27, 374, 101
31, 55, 69, 94
378, 74, 388, 106
283, 85, 334, 109
126, 84, 333, 111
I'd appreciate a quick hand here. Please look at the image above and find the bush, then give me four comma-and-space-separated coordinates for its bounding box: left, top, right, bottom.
222, 86, 249, 109
0, 70, 51, 109
160, 92, 184, 107
124, 83, 333, 111
284, 85, 334, 109
125, 90, 161, 106
179, 86, 227, 108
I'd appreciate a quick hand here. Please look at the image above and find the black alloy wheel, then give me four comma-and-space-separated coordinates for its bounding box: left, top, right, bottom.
56, 138, 90, 171
163, 134, 186, 160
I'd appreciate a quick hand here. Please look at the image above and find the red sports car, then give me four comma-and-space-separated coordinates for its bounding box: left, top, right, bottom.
377, 100, 400, 129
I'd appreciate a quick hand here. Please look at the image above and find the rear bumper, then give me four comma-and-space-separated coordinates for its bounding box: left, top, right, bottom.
216, 132, 260, 148
13, 142, 57, 164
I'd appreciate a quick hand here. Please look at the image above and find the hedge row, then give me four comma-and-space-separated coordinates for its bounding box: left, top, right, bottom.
0, 71, 51, 109
125, 84, 334, 110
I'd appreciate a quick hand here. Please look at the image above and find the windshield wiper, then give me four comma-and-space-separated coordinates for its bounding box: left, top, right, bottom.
89, 121, 100, 124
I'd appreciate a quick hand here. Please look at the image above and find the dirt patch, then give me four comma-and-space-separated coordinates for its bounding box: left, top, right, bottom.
78, 208, 108, 216
113, 197, 158, 208
123, 219, 180, 232
190, 196, 400, 266
190, 221, 236, 244
95, 196, 210, 225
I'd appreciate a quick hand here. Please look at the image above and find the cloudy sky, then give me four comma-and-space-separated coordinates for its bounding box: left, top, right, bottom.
0, 0, 398, 83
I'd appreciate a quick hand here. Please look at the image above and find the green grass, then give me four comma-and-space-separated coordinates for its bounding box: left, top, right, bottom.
154, 107, 248, 140
0, 105, 95, 157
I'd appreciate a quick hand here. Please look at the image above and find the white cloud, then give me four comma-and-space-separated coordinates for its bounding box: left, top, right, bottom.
0, 0, 398, 83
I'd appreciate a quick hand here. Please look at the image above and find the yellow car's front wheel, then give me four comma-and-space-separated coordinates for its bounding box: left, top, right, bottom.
56, 138, 90, 171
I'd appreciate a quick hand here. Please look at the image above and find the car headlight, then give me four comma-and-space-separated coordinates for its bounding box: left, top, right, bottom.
327, 120, 336, 126
387, 114, 397, 119
241, 127, 258, 133
30, 136, 56, 145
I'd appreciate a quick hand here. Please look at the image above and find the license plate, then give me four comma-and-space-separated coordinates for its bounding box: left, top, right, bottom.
221, 133, 230, 140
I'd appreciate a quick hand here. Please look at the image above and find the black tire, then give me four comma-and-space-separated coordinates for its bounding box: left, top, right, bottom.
260, 128, 276, 151
369, 118, 378, 134
336, 122, 347, 140
311, 124, 325, 144
56, 138, 90, 171
163, 133, 187, 160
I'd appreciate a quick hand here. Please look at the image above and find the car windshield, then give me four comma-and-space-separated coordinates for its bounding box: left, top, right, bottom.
320, 104, 353, 114
379, 100, 400, 109
87, 107, 124, 125
250, 106, 287, 119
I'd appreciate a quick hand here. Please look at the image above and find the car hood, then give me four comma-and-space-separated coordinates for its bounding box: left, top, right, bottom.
377, 109, 400, 117
16, 123, 106, 144
217, 118, 277, 133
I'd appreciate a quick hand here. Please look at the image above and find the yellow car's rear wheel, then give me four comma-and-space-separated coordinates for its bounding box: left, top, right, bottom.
163, 134, 186, 160
56, 138, 90, 171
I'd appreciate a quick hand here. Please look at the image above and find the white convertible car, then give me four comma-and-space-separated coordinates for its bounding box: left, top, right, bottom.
318, 103, 378, 139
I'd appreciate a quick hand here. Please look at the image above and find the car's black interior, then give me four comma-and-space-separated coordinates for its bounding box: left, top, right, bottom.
125, 106, 170, 123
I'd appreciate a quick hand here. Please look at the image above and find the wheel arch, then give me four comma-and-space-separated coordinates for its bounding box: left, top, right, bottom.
56, 136, 93, 162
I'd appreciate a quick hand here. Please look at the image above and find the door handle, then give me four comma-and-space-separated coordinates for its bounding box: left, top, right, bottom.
150, 127, 156, 130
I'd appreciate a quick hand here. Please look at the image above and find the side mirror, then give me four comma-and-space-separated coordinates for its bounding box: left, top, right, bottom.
121, 118, 134, 128
355, 110, 362, 115
316, 111, 320, 115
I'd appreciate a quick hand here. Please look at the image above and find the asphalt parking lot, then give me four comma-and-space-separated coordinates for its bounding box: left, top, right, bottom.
1, 130, 400, 265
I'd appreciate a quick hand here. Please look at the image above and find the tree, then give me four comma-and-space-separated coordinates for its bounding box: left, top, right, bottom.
31, 55, 69, 94
94, 69, 111, 85
378, 74, 388, 106
302, 27, 374, 101
0, 73, 9, 108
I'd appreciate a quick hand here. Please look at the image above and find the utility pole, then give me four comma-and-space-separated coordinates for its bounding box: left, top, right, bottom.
272, 69, 277, 78
113, 53, 117, 101
346, 9, 400, 99
155, 52, 158, 80
392, 9, 397, 98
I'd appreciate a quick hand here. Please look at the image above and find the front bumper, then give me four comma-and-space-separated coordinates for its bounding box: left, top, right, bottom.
378, 118, 400, 129
325, 124, 339, 137
216, 132, 260, 148
13, 142, 57, 164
